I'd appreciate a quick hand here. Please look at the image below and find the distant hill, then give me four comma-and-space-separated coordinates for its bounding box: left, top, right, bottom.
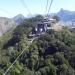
13, 14, 25, 24
0, 14, 26, 37
0, 17, 16, 36
1, 9, 75, 37
51, 8, 75, 22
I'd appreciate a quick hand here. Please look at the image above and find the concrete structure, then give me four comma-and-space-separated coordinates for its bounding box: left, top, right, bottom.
29, 18, 62, 37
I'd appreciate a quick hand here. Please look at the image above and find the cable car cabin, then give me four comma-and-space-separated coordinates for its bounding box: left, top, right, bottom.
28, 18, 58, 38
28, 23, 46, 38
33, 23, 46, 35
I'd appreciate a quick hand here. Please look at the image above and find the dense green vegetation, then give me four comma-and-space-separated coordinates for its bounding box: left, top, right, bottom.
0, 15, 75, 75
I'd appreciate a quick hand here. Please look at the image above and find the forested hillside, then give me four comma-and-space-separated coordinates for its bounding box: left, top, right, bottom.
0, 15, 75, 75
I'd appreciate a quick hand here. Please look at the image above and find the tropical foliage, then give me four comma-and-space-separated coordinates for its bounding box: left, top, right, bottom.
0, 15, 75, 75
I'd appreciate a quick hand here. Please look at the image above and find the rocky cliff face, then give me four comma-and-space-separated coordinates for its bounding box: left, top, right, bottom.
0, 17, 16, 36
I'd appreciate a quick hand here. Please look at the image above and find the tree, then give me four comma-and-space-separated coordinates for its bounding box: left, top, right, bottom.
8, 61, 23, 75
45, 57, 57, 75
18, 34, 29, 51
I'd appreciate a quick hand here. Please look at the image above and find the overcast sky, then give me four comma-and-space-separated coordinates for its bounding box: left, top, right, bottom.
0, 0, 75, 18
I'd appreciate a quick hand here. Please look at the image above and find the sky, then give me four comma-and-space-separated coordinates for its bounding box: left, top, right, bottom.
0, 0, 75, 18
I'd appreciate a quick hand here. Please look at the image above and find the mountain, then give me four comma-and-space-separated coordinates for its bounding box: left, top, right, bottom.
13, 14, 25, 24
0, 17, 16, 36
51, 8, 75, 22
